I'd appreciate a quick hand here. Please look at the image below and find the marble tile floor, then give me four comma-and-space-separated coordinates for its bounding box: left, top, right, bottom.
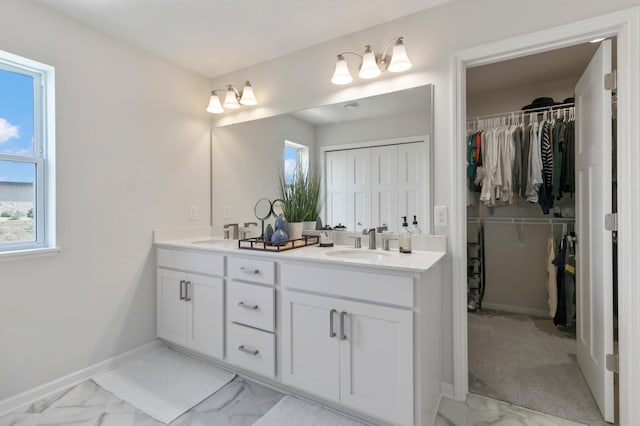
435, 393, 587, 426
1, 378, 589, 426
0, 377, 284, 426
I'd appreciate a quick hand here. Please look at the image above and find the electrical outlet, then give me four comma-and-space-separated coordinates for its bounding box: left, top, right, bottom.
434, 205, 448, 227
188, 205, 198, 221
224, 206, 231, 219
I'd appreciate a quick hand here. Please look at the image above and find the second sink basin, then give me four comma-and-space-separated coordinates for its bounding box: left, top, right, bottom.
324, 249, 391, 260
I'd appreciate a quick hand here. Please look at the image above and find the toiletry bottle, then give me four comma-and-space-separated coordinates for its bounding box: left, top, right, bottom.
399, 216, 412, 254
410, 215, 421, 235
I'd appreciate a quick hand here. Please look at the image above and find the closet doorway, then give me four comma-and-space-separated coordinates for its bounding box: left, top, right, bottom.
464, 39, 617, 425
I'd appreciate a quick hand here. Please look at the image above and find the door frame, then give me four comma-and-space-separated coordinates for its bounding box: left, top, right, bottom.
450, 7, 640, 424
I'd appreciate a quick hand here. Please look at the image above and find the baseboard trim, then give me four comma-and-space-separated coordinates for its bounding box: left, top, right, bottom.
440, 382, 455, 399
481, 302, 550, 318
0, 339, 165, 417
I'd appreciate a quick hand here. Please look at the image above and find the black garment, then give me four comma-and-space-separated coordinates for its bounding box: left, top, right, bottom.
519, 124, 531, 199
538, 122, 555, 214
561, 120, 576, 194
553, 238, 568, 327
512, 127, 523, 196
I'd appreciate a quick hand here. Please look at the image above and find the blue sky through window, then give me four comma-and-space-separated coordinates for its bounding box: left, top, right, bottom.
0, 68, 35, 183
284, 145, 297, 184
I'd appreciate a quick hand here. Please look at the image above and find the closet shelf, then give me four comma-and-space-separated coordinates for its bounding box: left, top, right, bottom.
468, 216, 575, 225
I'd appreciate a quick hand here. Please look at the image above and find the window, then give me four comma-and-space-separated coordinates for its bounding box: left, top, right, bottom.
284, 140, 308, 184
0, 50, 55, 253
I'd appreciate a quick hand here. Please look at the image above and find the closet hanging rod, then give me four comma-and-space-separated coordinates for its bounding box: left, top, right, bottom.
466, 102, 575, 122
467, 216, 575, 225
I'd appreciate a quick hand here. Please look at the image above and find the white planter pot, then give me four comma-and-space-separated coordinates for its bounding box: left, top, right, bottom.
288, 222, 304, 240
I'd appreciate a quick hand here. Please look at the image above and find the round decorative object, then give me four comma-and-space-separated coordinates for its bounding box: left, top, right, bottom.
271, 199, 284, 218
274, 214, 289, 234
271, 228, 289, 246
254, 198, 272, 220
264, 224, 274, 243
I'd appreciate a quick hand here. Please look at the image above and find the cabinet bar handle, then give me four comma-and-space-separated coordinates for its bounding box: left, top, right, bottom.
238, 301, 259, 310
238, 345, 259, 356
340, 311, 348, 340
185, 281, 192, 302
240, 267, 260, 274
329, 309, 337, 338
179, 280, 186, 300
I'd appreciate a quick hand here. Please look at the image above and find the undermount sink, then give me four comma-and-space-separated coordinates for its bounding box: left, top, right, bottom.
324, 249, 391, 260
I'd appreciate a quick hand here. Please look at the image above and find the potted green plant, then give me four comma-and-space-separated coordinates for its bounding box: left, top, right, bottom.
277, 161, 322, 240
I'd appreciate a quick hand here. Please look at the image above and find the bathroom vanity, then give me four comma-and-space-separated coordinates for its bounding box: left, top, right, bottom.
155, 234, 444, 426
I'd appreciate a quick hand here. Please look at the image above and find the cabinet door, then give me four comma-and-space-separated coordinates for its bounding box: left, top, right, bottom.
281, 291, 340, 402
187, 274, 224, 359
371, 145, 398, 232
398, 142, 427, 229
338, 300, 414, 426
325, 150, 348, 228
347, 148, 371, 232
157, 268, 188, 346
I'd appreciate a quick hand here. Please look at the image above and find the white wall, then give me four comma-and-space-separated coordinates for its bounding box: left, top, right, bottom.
208, 0, 640, 387
315, 109, 429, 148
0, 0, 211, 400
211, 114, 315, 232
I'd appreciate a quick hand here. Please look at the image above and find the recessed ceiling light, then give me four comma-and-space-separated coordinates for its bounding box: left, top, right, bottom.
590, 37, 606, 43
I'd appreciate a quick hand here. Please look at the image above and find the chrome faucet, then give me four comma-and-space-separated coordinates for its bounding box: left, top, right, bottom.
242, 222, 258, 239
363, 228, 377, 250
223, 223, 239, 239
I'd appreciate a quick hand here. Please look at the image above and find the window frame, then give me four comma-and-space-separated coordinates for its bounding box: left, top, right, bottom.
284, 139, 309, 174
0, 50, 55, 255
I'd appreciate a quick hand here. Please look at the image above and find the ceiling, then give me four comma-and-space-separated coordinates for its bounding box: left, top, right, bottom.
34, 0, 453, 78
467, 42, 600, 95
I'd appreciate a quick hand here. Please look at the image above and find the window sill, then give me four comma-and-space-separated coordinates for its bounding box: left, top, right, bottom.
0, 246, 61, 262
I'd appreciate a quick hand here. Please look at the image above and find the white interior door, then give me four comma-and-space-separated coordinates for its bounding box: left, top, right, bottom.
575, 39, 614, 423
325, 150, 348, 228
347, 148, 372, 232
398, 142, 427, 229
371, 145, 398, 232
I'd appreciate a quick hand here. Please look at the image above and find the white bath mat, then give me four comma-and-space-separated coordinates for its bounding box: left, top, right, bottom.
253, 395, 368, 426
92, 347, 235, 424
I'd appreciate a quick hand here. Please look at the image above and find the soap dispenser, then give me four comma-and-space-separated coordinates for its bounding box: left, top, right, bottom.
410, 215, 422, 235
399, 216, 412, 254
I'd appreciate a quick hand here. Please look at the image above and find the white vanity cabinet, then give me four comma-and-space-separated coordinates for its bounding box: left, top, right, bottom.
156, 248, 225, 359
280, 261, 433, 426
225, 255, 277, 378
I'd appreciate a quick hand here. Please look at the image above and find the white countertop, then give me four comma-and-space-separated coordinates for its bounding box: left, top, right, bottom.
156, 236, 445, 273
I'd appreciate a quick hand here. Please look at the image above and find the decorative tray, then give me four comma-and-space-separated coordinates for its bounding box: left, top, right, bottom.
238, 235, 319, 252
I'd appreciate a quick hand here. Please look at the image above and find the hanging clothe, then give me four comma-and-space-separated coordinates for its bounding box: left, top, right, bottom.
546, 235, 558, 317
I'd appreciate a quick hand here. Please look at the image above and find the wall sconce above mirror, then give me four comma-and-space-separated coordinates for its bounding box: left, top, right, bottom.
331, 36, 412, 85
206, 81, 257, 114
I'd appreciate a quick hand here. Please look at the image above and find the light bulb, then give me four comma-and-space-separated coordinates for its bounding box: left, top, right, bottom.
358, 45, 381, 79
223, 86, 240, 109
206, 92, 224, 113
239, 81, 257, 105
331, 54, 353, 85
388, 38, 412, 73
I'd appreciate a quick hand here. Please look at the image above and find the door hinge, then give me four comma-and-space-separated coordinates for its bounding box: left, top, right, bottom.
604, 70, 617, 91
606, 353, 619, 373
604, 213, 618, 231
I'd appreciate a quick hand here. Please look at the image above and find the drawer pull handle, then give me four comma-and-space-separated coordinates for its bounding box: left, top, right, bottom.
329, 309, 337, 338
340, 311, 348, 341
240, 267, 260, 274
179, 280, 186, 300
238, 301, 259, 310
238, 345, 259, 356
185, 281, 192, 302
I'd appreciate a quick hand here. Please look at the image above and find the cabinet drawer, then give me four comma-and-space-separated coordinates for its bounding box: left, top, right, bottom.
228, 282, 275, 332
157, 248, 224, 276
281, 262, 413, 307
226, 322, 275, 378
228, 256, 275, 285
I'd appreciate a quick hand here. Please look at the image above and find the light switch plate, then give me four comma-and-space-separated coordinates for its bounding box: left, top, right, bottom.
224, 206, 231, 219
188, 205, 198, 221
434, 205, 448, 227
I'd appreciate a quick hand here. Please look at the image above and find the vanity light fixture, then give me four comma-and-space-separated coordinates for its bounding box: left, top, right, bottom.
331, 37, 412, 85
206, 81, 257, 114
